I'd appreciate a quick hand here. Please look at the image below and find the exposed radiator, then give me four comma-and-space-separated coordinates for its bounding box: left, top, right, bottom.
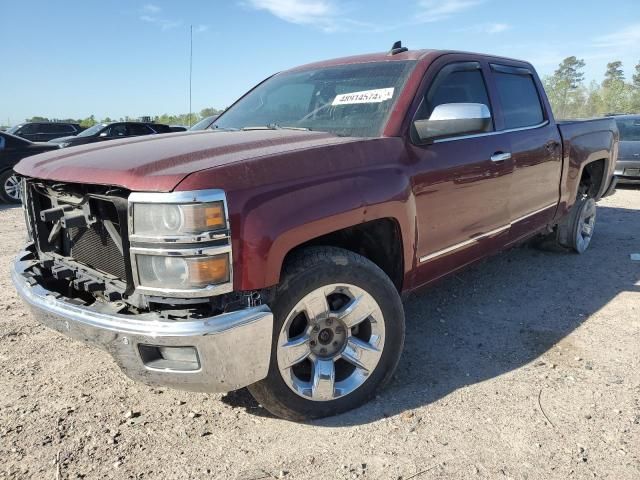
69, 222, 126, 279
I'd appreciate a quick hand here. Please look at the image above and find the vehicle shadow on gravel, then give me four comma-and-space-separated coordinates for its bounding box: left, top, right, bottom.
0, 203, 20, 211
222, 204, 640, 425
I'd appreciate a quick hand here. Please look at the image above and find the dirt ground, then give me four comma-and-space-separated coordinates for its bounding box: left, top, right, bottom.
1, 187, 639, 480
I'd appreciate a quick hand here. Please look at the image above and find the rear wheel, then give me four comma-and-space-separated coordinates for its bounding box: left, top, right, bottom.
248, 247, 405, 421
0, 170, 21, 204
558, 197, 597, 253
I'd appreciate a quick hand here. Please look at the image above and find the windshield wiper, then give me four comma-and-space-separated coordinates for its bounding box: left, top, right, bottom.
242, 123, 311, 132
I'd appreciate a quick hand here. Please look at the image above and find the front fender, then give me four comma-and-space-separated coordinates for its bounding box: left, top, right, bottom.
232, 167, 415, 291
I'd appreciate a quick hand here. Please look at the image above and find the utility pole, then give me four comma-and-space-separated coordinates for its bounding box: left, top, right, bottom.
189, 24, 193, 127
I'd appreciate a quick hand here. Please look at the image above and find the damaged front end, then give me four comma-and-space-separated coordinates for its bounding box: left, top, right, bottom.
12, 179, 274, 392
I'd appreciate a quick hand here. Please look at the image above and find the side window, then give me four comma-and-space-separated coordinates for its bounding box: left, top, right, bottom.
109, 124, 128, 137
416, 64, 492, 125
149, 124, 170, 133
19, 124, 38, 134
128, 124, 153, 136
40, 124, 58, 134
492, 66, 544, 129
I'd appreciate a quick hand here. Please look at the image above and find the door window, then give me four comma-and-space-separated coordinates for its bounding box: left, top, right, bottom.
492, 66, 544, 129
416, 64, 492, 124
127, 124, 153, 136
18, 124, 38, 134
108, 124, 128, 137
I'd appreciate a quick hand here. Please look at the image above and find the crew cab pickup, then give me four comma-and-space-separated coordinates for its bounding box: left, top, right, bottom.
12, 45, 618, 421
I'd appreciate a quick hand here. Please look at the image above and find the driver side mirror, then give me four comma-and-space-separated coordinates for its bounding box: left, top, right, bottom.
413, 103, 492, 143
99, 132, 108, 137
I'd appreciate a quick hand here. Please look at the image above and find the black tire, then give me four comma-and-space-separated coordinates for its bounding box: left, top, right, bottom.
533, 197, 597, 254
556, 197, 597, 253
248, 246, 405, 421
0, 170, 21, 204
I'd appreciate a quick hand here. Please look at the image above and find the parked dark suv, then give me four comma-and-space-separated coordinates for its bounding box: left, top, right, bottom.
49, 122, 172, 148
0, 131, 59, 203
7, 122, 83, 142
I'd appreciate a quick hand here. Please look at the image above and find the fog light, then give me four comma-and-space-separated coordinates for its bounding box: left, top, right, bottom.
138, 345, 200, 371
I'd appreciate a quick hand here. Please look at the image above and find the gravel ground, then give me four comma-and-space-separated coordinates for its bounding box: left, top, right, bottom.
1, 188, 639, 480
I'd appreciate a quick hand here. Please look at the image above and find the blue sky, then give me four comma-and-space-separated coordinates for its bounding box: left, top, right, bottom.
1, 0, 639, 125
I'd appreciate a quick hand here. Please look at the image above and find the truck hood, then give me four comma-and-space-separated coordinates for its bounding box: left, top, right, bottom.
15, 130, 358, 192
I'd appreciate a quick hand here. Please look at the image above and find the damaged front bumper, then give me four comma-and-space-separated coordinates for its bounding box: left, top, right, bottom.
11, 250, 274, 393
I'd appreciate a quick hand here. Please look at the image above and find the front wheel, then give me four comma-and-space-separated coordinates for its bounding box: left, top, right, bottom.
0, 170, 21, 204
248, 247, 405, 421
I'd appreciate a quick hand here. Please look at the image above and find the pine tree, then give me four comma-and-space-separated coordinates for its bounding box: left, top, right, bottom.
544, 57, 586, 119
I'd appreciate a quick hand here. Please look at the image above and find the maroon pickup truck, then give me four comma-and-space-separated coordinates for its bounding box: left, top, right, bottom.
12, 45, 618, 421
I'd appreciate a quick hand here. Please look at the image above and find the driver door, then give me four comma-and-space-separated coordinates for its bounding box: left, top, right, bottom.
409, 59, 513, 287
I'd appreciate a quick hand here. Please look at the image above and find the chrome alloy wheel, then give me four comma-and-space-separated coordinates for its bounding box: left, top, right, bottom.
276, 284, 385, 401
575, 198, 596, 253
4, 174, 21, 201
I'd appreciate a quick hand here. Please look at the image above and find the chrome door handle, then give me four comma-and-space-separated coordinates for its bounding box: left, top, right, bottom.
490, 152, 511, 162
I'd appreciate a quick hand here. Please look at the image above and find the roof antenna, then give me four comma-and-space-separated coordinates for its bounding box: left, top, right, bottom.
389, 40, 408, 55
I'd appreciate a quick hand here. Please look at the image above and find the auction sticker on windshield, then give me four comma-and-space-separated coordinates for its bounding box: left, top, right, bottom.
332, 88, 395, 106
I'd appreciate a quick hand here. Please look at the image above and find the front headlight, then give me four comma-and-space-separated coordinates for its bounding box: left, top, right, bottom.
58, 142, 70, 148
136, 253, 230, 289
133, 202, 226, 237
128, 190, 233, 298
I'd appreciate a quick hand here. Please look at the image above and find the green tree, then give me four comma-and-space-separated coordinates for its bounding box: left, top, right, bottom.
199, 107, 222, 118
544, 56, 586, 119
583, 81, 603, 117
603, 61, 624, 87
630, 61, 640, 112
79, 115, 97, 128
600, 61, 632, 114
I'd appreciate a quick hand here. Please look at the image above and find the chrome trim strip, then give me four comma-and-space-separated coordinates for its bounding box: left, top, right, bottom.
128, 189, 227, 205
419, 224, 509, 263
514, 202, 557, 222
130, 244, 231, 258
433, 120, 549, 144
419, 202, 556, 263
130, 231, 230, 244
133, 280, 233, 298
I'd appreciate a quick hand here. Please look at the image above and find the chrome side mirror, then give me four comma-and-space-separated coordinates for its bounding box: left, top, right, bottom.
413, 103, 492, 143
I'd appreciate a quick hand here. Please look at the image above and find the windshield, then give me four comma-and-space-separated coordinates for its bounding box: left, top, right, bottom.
616, 118, 640, 141
77, 123, 107, 137
6, 125, 21, 134
214, 61, 416, 137
190, 115, 217, 131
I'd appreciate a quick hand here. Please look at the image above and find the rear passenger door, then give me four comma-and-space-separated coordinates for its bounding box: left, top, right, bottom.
488, 64, 562, 243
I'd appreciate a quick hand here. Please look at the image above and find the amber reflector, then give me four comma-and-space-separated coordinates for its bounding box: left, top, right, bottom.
187, 255, 230, 286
